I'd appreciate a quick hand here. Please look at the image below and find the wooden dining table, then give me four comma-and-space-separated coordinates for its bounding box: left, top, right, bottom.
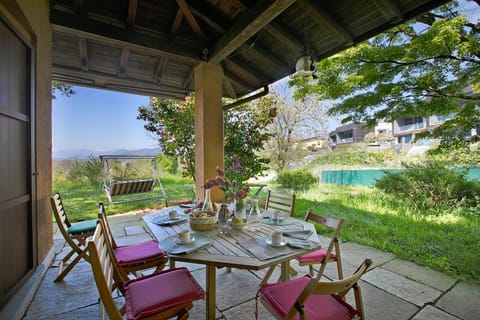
143, 205, 321, 320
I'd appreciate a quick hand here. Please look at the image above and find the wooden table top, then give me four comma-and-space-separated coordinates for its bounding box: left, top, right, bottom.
143, 206, 321, 270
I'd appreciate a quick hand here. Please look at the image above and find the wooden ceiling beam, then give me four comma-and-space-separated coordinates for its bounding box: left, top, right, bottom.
223, 69, 254, 90
182, 68, 194, 88
190, 4, 289, 71
74, 0, 86, 16
52, 64, 189, 98
119, 47, 130, 78
170, 9, 184, 40
297, 0, 354, 46
225, 58, 270, 83
176, 0, 209, 44
78, 37, 88, 71
209, 0, 296, 64
223, 77, 237, 98
371, 0, 403, 23
51, 10, 201, 63
263, 21, 303, 51
126, 0, 138, 29
153, 56, 168, 83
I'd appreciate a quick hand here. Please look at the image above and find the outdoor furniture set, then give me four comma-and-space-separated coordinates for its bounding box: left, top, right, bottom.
51, 190, 372, 319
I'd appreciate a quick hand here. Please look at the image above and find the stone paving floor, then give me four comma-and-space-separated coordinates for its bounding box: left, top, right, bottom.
22, 211, 480, 320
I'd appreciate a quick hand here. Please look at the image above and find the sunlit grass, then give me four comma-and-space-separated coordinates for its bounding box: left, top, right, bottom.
294, 183, 480, 282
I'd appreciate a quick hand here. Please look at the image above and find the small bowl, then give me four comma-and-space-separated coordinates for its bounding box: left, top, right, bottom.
230, 221, 246, 230
189, 210, 217, 231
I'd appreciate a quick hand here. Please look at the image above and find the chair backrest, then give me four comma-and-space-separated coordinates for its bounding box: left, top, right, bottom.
265, 190, 296, 217
304, 209, 344, 278
286, 259, 372, 320
97, 203, 118, 249
51, 192, 72, 232
88, 221, 129, 320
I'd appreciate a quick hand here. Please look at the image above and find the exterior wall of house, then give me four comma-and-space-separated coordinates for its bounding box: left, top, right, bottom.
329, 123, 374, 146
19, 0, 54, 265
0, 1, 53, 318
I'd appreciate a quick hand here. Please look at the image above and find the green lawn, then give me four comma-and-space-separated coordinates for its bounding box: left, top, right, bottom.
53, 178, 480, 283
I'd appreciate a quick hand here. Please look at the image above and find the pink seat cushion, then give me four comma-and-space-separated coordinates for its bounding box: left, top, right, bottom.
124, 267, 205, 320
295, 248, 336, 264
260, 275, 357, 320
114, 240, 166, 266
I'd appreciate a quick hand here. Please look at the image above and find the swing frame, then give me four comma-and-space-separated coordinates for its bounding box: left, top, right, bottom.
99, 155, 167, 206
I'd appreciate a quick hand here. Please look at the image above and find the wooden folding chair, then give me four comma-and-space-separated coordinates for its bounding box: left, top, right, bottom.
261, 190, 297, 281
295, 209, 344, 280
258, 259, 372, 320
265, 190, 296, 217
88, 220, 205, 320
50, 192, 97, 282
98, 203, 168, 276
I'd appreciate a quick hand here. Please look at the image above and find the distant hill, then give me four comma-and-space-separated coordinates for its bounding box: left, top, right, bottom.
53, 147, 162, 160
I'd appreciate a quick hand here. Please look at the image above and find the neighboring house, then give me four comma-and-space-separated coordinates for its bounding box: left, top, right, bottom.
393, 114, 453, 144
329, 122, 387, 147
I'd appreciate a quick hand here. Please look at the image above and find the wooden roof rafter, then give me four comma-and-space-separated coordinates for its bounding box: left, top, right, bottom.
372, 0, 404, 23
126, 0, 138, 29
209, 0, 297, 64
297, 0, 354, 46
78, 37, 88, 71
176, 0, 209, 45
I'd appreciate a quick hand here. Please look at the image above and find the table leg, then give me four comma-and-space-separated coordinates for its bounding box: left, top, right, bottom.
169, 258, 176, 269
206, 264, 216, 320
280, 261, 290, 282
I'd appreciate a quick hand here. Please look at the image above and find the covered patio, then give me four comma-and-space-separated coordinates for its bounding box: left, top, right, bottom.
24, 211, 480, 319
0, 0, 459, 318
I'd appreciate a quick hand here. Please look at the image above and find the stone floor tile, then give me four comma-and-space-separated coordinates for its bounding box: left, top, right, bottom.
357, 281, 419, 320
383, 258, 456, 291
223, 299, 276, 320
124, 225, 146, 235
363, 268, 441, 306
23, 263, 97, 319
436, 281, 480, 320
412, 305, 462, 320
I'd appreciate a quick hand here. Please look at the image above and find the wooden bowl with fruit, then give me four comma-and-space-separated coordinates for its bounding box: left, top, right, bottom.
189, 210, 217, 231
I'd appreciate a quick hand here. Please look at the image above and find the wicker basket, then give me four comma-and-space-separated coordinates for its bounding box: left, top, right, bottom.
189, 211, 217, 231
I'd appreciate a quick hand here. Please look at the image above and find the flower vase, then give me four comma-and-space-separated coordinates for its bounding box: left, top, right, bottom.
234, 198, 247, 221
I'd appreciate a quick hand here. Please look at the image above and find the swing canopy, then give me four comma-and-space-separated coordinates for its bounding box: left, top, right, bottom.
99, 155, 167, 205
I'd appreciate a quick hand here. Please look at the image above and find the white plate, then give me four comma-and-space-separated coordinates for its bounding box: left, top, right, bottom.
175, 236, 195, 245
265, 238, 287, 247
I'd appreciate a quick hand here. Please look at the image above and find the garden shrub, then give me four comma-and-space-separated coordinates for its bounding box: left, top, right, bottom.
277, 169, 318, 191
375, 161, 480, 214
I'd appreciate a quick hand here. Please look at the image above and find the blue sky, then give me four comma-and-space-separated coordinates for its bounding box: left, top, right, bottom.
53, 86, 157, 152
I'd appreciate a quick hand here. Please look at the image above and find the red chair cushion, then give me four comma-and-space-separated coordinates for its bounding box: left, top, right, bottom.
114, 240, 166, 266
124, 267, 205, 320
295, 248, 336, 264
260, 275, 357, 320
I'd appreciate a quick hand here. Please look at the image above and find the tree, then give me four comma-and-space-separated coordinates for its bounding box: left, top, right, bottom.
262, 83, 329, 172
290, 1, 480, 151
52, 81, 75, 99
137, 94, 275, 182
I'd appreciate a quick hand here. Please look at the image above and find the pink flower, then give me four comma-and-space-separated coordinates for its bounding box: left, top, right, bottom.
185, 96, 191, 103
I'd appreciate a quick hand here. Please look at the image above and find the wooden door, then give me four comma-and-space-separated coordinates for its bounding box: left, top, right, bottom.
0, 17, 35, 308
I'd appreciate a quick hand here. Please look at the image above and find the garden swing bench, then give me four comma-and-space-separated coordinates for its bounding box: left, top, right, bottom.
99, 155, 167, 206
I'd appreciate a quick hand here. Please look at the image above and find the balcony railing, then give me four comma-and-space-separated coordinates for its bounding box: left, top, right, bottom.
397, 123, 425, 132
